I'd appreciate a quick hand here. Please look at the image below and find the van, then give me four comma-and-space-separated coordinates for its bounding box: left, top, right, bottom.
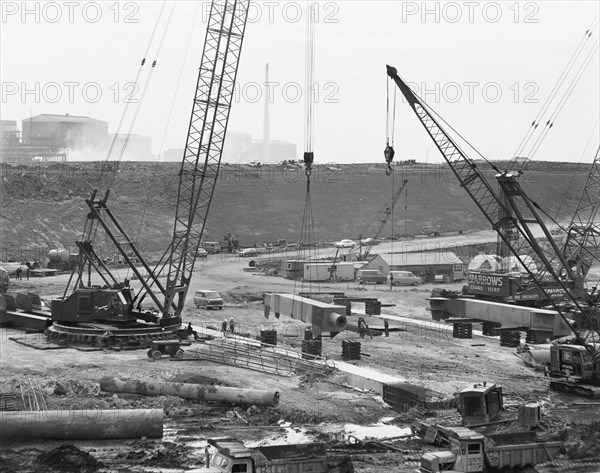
194, 290, 223, 309
388, 271, 421, 286
356, 269, 387, 284
202, 241, 221, 254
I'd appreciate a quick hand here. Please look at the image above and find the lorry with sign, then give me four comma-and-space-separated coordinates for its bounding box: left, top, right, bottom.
465, 272, 568, 304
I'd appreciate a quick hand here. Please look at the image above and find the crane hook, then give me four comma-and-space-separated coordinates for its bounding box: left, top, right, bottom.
304, 151, 314, 178
384, 144, 395, 175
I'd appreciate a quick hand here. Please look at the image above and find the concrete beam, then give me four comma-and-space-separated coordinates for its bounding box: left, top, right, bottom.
430, 296, 573, 339
264, 293, 347, 338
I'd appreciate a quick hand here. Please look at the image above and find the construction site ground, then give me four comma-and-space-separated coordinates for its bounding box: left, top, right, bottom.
1, 249, 600, 472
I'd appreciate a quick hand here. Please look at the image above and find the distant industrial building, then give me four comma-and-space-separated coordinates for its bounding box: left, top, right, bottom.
1, 120, 18, 141
161, 132, 296, 163
162, 148, 184, 161
223, 132, 252, 162
107, 133, 152, 160
1, 118, 66, 163
368, 251, 465, 283
222, 131, 296, 163
245, 139, 297, 163
22, 114, 108, 152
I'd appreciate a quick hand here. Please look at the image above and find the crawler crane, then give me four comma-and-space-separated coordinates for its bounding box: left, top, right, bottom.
46, 0, 251, 347
386, 65, 599, 396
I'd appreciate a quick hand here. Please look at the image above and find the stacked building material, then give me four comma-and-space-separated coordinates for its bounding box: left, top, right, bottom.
500, 331, 521, 347
365, 300, 382, 315
260, 329, 277, 346
453, 322, 472, 339
482, 321, 501, 336
301, 339, 322, 359
342, 340, 361, 360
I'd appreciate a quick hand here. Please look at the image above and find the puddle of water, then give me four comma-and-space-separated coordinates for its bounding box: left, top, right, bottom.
343, 422, 412, 441
165, 416, 412, 453
247, 424, 314, 447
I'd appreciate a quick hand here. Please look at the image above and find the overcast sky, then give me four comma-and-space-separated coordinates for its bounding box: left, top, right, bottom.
2, 1, 599, 164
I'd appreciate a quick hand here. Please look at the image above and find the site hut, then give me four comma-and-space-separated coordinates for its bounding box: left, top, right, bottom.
367, 251, 465, 283
283, 260, 306, 280
303, 262, 355, 282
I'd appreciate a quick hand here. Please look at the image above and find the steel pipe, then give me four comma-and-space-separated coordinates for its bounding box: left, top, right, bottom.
0, 409, 163, 440
100, 377, 280, 406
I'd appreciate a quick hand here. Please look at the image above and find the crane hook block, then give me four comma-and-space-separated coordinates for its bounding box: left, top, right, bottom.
303, 151, 314, 167
384, 145, 395, 175
384, 145, 395, 164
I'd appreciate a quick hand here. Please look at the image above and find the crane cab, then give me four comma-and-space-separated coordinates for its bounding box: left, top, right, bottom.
549, 345, 595, 381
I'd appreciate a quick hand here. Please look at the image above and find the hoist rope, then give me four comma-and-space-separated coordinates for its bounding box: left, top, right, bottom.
549, 118, 600, 232
116, 2, 176, 164
384, 77, 398, 175
386, 78, 394, 146
105, 0, 167, 163
525, 38, 600, 162
131, 1, 201, 272
389, 167, 395, 281
512, 16, 597, 160
512, 14, 599, 170
295, 3, 318, 298
304, 4, 316, 155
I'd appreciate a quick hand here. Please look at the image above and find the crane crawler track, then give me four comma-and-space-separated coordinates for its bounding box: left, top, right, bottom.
550, 380, 600, 399
46, 322, 180, 349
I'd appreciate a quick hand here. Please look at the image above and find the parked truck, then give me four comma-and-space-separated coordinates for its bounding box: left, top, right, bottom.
202, 242, 222, 254
423, 225, 441, 236
47, 249, 78, 272
190, 437, 354, 473
420, 426, 562, 473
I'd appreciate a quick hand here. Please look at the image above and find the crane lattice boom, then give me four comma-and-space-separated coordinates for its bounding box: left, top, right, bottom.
164, 0, 250, 316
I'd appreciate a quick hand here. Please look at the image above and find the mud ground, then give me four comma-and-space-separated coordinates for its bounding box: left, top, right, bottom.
1, 247, 600, 472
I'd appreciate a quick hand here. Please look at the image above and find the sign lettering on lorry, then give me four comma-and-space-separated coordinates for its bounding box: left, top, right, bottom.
467, 272, 510, 297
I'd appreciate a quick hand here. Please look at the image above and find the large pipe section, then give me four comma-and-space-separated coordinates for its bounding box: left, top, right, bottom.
100, 377, 280, 406
264, 293, 347, 338
0, 409, 163, 440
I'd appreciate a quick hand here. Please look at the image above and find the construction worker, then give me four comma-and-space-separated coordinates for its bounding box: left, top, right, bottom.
221, 319, 228, 335
384, 319, 389, 337
187, 322, 199, 340
229, 317, 235, 334
358, 317, 365, 339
